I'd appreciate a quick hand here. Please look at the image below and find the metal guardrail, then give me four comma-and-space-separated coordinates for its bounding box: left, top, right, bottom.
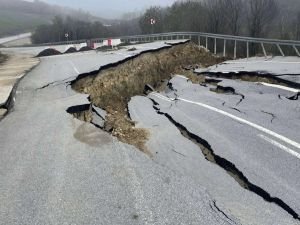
30, 32, 300, 58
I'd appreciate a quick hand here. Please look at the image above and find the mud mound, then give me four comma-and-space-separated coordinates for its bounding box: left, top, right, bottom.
79, 46, 93, 52
64, 47, 77, 54
96, 45, 113, 52
72, 42, 222, 153
37, 48, 62, 57
128, 47, 137, 51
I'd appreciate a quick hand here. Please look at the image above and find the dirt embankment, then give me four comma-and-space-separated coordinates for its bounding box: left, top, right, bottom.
71, 42, 222, 152
0, 53, 39, 120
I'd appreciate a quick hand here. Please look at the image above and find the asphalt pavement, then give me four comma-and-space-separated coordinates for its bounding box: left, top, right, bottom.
0, 41, 299, 224
132, 75, 300, 225
0, 41, 239, 225
195, 56, 300, 85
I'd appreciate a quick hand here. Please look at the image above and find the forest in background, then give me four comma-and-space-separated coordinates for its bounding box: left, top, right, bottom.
30, 0, 300, 44
0, 0, 100, 37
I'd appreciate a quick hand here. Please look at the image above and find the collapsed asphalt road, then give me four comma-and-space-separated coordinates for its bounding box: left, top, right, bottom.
141, 76, 300, 222
0, 41, 238, 225
0, 40, 299, 225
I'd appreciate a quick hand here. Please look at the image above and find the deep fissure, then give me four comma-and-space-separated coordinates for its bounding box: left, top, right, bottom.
70, 42, 222, 152
197, 72, 300, 89
150, 101, 299, 220
66, 40, 300, 220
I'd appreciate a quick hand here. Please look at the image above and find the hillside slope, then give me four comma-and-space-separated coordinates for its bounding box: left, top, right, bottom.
0, 0, 97, 37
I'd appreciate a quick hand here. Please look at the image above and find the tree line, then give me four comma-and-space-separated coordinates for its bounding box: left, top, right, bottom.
32, 0, 300, 44
31, 16, 141, 44
139, 0, 300, 40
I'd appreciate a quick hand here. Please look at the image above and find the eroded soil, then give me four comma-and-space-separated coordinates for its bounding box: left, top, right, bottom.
71, 42, 222, 152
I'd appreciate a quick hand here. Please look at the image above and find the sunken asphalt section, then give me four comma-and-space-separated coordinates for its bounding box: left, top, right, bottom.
0, 41, 237, 225
195, 56, 300, 86
0, 41, 299, 225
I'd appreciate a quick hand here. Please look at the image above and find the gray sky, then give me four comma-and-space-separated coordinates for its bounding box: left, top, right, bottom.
41, 0, 176, 19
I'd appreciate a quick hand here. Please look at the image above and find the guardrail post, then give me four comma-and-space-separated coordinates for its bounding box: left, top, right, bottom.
206, 37, 208, 49
198, 36, 200, 46
276, 44, 284, 56
223, 39, 226, 57
214, 38, 217, 54
247, 42, 249, 59
234, 40, 237, 59
189, 35, 192, 40
261, 42, 267, 57
293, 45, 300, 57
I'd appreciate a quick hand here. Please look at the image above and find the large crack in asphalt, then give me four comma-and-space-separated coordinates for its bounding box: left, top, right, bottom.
150, 98, 300, 221
69, 42, 222, 152
261, 110, 276, 123
209, 85, 245, 106
287, 92, 300, 100
197, 72, 300, 89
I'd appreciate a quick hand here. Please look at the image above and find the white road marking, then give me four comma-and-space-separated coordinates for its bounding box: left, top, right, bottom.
175, 75, 188, 80
68, 61, 80, 74
114, 52, 132, 57
257, 82, 300, 93
224, 60, 300, 64
150, 93, 300, 153
259, 134, 300, 159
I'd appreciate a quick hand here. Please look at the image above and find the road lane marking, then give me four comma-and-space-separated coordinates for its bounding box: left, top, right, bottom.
259, 134, 300, 159
150, 93, 300, 153
114, 52, 132, 57
175, 75, 189, 80
68, 61, 80, 74
257, 82, 300, 93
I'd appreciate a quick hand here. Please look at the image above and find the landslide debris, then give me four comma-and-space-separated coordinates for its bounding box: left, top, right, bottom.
36, 48, 62, 57
71, 42, 222, 152
64, 47, 77, 54
79, 46, 93, 52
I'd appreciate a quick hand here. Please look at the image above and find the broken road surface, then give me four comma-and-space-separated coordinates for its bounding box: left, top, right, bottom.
0, 41, 299, 225
131, 75, 300, 225
196, 56, 300, 86
0, 41, 237, 225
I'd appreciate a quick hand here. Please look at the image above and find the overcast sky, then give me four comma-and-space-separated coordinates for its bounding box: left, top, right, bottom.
41, 0, 176, 19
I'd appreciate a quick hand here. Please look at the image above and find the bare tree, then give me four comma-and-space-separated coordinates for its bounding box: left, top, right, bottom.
139, 6, 165, 34
278, 11, 291, 39
205, 0, 225, 34
247, 0, 278, 38
221, 0, 243, 35
295, 12, 300, 40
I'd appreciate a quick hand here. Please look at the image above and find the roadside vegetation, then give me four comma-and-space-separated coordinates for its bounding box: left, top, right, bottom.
0, 0, 97, 38
139, 0, 300, 40
31, 0, 300, 44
